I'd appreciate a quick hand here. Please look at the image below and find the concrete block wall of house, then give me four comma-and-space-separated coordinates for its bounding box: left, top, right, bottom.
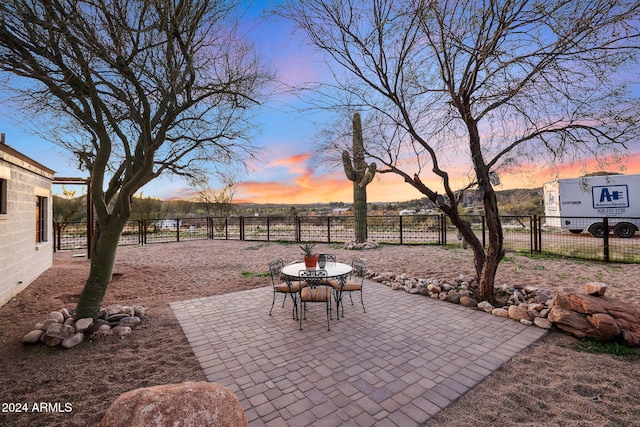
0, 134, 55, 307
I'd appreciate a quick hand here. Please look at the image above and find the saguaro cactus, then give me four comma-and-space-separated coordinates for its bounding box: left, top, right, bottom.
342, 112, 376, 243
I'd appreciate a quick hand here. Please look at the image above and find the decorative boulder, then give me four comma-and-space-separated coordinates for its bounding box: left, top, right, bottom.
61, 332, 84, 349
99, 382, 247, 427
47, 311, 64, 324
508, 305, 533, 322
548, 292, 640, 345
74, 318, 94, 333
45, 323, 76, 340
584, 282, 608, 297
22, 330, 44, 344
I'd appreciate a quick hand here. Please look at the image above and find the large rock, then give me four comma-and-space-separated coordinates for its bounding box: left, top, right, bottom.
47, 311, 64, 324
74, 318, 94, 333
99, 382, 247, 427
459, 296, 477, 307
118, 316, 141, 328
22, 330, 44, 344
46, 323, 76, 340
508, 305, 533, 322
584, 282, 608, 296
548, 293, 640, 345
62, 332, 84, 349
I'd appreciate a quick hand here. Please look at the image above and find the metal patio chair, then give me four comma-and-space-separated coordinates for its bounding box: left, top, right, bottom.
298, 269, 332, 331
338, 257, 367, 315
268, 258, 301, 319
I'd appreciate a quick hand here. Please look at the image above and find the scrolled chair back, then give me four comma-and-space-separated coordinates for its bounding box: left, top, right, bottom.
269, 259, 284, 283
352, 257, 367, 277
299, 269, 328, 286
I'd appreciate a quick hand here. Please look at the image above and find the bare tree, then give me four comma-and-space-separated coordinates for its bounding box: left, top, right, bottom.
190, 173, 238, 216
0, 0, 272, 318
53, 186, 86, 225
281, 0, 640, 302
130, 192, 169, 233
189, 172, 238, 231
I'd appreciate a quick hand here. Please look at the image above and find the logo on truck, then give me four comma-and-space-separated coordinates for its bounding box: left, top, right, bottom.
592, 185, 629, 209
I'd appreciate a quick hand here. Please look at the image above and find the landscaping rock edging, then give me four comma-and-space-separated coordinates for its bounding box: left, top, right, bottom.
368, 272, 639, 346
22, 304, 147, 349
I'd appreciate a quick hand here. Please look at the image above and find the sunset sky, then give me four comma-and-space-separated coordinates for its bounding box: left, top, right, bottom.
2, 1, 639, 205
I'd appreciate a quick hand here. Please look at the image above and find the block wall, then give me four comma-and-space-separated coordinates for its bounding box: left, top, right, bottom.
0, 157, 53, 307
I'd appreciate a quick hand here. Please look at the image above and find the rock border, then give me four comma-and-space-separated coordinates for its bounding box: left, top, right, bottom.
368, 272, 640, 346
369, 271, 554, 329
22, 304, 147, 349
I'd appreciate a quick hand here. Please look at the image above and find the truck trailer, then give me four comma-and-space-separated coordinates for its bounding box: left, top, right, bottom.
543, 174, 640, 238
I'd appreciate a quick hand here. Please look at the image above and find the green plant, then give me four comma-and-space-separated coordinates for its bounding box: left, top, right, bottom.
300, 243, 315, 257
572, 339, 640, 357
241, 271, 270, 277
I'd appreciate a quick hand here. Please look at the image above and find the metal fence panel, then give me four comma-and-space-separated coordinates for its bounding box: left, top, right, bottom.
299, 216, 329, 242
54, 221, 88, 250
540, 216, 640, 263
119, 220, 141, 246
328, 216, 355, 243
399, 215, 441, 245
242, 216, 270, 241
53, 213, 640, 264
500, 216, 533, 254
367, 215, 400, 244
177, 217, 210, 241
143, 219, 181, 244
265, 217, 297, 242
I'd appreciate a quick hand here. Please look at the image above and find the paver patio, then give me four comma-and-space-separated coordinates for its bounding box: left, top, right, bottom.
171, 280, 547, 426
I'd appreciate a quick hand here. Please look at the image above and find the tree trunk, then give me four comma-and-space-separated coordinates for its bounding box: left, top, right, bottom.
476, 185, 504, 304
353, 181, 367, 243
74, 220, 126, 319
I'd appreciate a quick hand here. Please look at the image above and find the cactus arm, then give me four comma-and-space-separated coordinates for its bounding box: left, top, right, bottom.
359, 162, 376, 188
342, 150, 356, 181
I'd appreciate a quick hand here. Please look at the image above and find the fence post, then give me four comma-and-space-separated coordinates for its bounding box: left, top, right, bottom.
440, 215, 447, 245
295, 216, 301, 243
603, 217, 610, 262
532, 215, 537, 253
239, 216, 245, 241
399, 215, 403, 245
225, 217, 228, 240
327, 217, 331, 243
538, 216, 543, 253
53, 222, 58, 252
267, 217, 271, 241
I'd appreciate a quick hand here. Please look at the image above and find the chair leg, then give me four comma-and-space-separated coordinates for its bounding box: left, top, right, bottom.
299, 299, 305, 330
269, 291, 277, 315
359, 290, 366, 313
333, 289, 341, 320
326, 300, 331, 331
291, 292, 299, 319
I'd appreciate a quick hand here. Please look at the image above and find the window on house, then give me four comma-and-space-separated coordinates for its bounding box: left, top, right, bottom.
0, 178, 6, 214
36, 196, 47, 242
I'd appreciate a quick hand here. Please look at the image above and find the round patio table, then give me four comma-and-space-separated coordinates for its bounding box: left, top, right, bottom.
281, 261, 352, 280
281, 261, 352, 319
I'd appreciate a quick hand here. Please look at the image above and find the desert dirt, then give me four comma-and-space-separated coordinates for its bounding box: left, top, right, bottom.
0, 239, 639, 427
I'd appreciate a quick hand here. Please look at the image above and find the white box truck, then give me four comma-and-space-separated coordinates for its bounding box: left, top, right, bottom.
543, 174, 640, 238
